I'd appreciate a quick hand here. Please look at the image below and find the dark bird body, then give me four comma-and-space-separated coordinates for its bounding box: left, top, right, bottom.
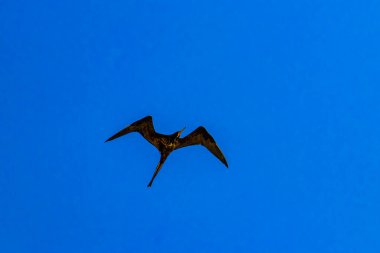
105, 116, 228, 187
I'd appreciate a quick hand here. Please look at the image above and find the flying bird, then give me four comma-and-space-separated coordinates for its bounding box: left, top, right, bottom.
105, 116, 228, 187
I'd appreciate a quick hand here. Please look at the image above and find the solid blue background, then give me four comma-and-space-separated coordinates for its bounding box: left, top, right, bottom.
1, 0, 379, 252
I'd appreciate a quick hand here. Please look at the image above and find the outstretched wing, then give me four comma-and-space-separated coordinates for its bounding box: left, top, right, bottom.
105, 116, 159, 148
175, 127, 228, 167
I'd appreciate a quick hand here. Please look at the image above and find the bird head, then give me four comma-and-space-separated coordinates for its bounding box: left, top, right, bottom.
176, 127, 186, 139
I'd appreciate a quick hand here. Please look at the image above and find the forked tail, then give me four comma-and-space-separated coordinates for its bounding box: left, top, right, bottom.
147, 153, 169, 187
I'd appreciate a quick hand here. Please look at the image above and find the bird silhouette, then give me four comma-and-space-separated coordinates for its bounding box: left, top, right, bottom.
105, 116, 228, 187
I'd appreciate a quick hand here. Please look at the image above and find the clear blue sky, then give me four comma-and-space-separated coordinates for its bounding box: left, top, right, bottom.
1, 0, 379, 252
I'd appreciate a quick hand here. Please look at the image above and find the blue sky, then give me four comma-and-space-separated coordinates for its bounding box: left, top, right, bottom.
1, 0, 380, 252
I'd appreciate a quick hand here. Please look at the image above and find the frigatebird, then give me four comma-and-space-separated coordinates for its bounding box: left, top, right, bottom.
105, 116, 228, 187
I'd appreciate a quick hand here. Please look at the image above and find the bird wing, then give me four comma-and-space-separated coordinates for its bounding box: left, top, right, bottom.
105, 116, 159, 148
175, 127, 228, 167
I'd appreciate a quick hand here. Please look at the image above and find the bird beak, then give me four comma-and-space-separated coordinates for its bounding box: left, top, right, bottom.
179, 127, 186, 136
